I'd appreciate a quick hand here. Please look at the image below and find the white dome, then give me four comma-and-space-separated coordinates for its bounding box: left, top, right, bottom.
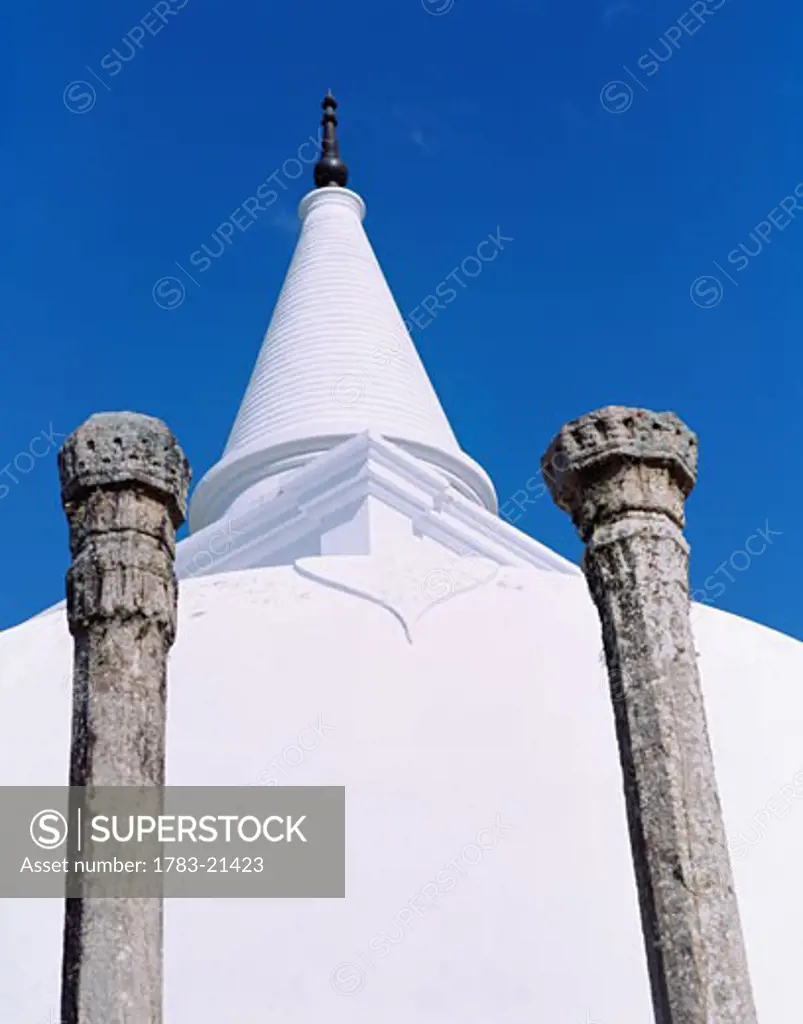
1, 557, 801, 1022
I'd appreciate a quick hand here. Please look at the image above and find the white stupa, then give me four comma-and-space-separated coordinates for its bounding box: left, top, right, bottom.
1, 95, 802, 1023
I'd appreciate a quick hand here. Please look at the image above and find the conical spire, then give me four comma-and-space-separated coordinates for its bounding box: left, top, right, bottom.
314, 91, 348, 188
188, 96, 495, 534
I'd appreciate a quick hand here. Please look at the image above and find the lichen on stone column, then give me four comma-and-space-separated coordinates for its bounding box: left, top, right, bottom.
59, 412, 190, 1024
543, 405, 757, 1024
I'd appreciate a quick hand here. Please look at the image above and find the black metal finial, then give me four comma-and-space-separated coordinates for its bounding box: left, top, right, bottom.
314, 91, 349, 188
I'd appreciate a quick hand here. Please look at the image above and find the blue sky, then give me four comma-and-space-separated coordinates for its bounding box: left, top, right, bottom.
2, 0, 801, 638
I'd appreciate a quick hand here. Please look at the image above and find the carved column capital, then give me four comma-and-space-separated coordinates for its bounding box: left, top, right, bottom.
59, 412, 189, 526
60, 414, 190, 637
542, 406, 698, 540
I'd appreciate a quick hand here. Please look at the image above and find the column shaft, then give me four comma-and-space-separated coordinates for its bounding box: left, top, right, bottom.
59, 414, 189, 1024
543, 406, 757, 1024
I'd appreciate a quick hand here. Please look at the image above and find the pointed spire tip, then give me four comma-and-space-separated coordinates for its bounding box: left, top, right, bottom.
314, 91, 348, 189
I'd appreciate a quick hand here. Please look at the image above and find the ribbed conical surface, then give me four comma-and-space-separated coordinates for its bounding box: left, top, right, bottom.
190, 187, 495, 531
226, 187, 461, 457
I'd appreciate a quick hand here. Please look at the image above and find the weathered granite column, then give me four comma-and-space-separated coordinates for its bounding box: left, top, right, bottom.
542, 406, 756, 1024
59, 413, 190, 1024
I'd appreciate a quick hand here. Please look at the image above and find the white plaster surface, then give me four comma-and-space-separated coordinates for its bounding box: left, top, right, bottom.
178, 432, 578, 581
1, 558, 801, 1022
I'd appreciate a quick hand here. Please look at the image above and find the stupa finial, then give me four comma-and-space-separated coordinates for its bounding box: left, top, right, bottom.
314, 91, 349, 188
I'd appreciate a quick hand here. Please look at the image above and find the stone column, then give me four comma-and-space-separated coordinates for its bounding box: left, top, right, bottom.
542, 406, 756, 1024
58, 413, 190, 1024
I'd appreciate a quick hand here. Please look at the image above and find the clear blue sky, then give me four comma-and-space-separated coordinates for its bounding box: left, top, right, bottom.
2, 0, 801, 638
